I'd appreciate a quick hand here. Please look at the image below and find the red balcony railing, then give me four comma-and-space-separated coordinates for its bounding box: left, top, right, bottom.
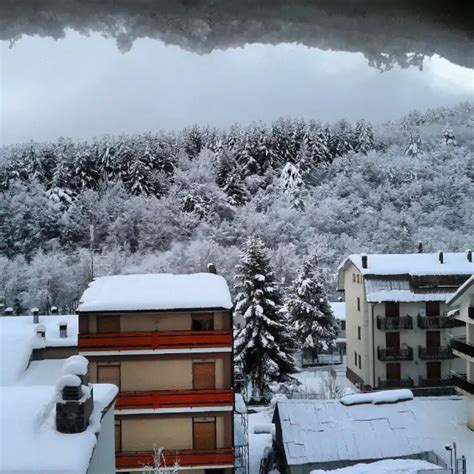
116, 388, 233, 410
116, 448, 234, 469
78, 330, 232, 351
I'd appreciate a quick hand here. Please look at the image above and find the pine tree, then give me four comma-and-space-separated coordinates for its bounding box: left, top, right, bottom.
286, 257, 338, 357
404, 133, 423, 158
223, 172, 250, 206
354, 120, 375, 154
234, 236, 297, 400
442, 126, 457, 146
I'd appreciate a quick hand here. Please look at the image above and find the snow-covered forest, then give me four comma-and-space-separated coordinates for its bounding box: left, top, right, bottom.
0, 102, 473, 314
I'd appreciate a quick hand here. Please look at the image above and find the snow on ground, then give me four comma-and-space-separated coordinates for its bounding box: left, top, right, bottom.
0, 315, 77, 385
77, 273, 232, 312
0, 383, 117, 473
249, 408, 274, 474
311, 458, 440, 474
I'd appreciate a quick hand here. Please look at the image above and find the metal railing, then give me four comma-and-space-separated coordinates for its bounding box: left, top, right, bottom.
418, 376, 453, 388
450, 337, 474, 358
418, 345, 453, 360
417, 314, 453, 329
376, 315, 413, 330
451, 372, 474, 395
377, 345, 413, 361
378, 377, 414, 389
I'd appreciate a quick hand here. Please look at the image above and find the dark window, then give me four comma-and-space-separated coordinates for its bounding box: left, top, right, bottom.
426, 301, 440, 317
358, 354, 362, 368
469, 307, 474, 319
426, 331, 440, 348
78, 316, 89, 334
386, 332, 400, 348
358, 326, 361, 340
354, 352, 357, 366
357, 297, 361, 311
356, 274, 360, 283
192, 313, 214, 331
386, 363, 401, 380
353, 274, 356, 282
115, 420, 121, 452
340, 321, 346, 331
385, 302, 400, 318
426, 361, 441, 379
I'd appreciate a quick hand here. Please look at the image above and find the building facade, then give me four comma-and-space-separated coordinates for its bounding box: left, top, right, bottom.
77, 273, 234, 473
447, 275, 474, 430
337, 252, 472, 392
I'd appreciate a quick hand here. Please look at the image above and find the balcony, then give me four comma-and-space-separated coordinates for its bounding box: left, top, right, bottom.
116, 388, 233, 411
377, 346, 413, 361
378, 377, 414, 389
78, 330, 232, 352
116, 448, 234, 469
450, 337, 474, 358
376, 316, 413, 330
452, 373, 474, 395
418, 345, 453, 360
418, 376, 453, 388
417, 315, 462, 329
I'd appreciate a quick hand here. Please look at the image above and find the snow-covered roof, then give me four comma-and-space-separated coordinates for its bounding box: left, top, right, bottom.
274, 396, 473, 467
329, 302, 345, 321
311, 458, 440, 474
338, 252, 473, 279
0, 315, 78, 385
446, 275, 474, 306
0, 383, 117, 473
77, 273, 233, 312
364, 278, 455, 303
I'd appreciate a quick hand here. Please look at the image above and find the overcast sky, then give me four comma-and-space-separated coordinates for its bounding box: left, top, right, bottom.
1, 31, 473, 145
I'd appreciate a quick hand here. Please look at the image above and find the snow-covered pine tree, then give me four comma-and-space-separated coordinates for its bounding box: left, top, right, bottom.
234, 236, 297, 400
404, 133, 423, 158
442, 126, 457, 146
222, 171, 250, 206
354, 120, 375, 154
280, 162, 304, 209
286, 256, 338, 361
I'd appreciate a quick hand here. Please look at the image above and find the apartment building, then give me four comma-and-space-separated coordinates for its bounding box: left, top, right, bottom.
447, 275, 474, 430
77, 272, 234, 473
337, 251, 473, 392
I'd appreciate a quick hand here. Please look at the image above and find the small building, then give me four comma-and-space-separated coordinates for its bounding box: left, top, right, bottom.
330, 301, 346, 354
337, 252, 472, 392
0, 315, 117, 473
272, 393, 473, 474
447, 275, 474, 430
77, 272, 235, 473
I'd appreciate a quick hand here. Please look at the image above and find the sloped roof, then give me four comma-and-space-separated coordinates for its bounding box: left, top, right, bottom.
77, 273, 233, 312
273, 397, 471, 466
446, 275, 474, 306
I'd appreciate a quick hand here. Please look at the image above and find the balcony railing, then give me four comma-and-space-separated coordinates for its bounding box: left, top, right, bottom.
451, 372, 474, 395
450, 337, 474, 358
376, 315, 413, 330
378, 377, 414, 389
417, 315, 461, 329
116, 448, 234, 469
377, 346, 413, 361
418, 376, 453, 388
116, 388, 233, 410
418, 345, 453, 360
78, 330, 232, 351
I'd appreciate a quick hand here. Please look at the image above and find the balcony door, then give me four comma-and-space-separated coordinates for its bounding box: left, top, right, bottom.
426, 301, 440, 317
386, 363, 401, 380
193, 417, 216, 450
385, 302, 400, 318
97, 315, 120, 333
386, 332, 400, 348
426, 361, 441, 379
426, 331, 440, 348
193, 361, 216, 389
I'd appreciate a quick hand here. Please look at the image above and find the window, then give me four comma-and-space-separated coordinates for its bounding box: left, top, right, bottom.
358, 354, 362, 369
358, 326, 361, 340
354, 352, 357, 366
357, 297, 361, 311
340, 321, 346, 331
426, 301, 440, 317
352, 273, 356, 282
192, 312, 214, 331
356, 274, 360, 283
385, 302, 400, 318
115, 420, 122, 452
78, 316, 89, 334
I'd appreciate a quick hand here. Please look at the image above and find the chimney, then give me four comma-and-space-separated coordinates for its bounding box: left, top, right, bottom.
59, 322, 68, 338
467, 250, 472, 263
36, 324, 46, 339
51, 306, 59, 315
361, 255, 368, 269
417, 241, 423, 253
438, 251, 444, 264
4, 307, 13, 316
207, 262, 217, 274
56, 372, 94, 434
31, 307, 39, 324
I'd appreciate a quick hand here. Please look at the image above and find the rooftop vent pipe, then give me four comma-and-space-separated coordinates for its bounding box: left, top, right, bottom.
207, 262, 217, 274
467, 250, 472, 263
361, 255, 368, 269
31, 307, 39, 324
417, 241, 423, 253
51, 306, 59, 315
438, 251, 444, 264
4, 307, 13, 316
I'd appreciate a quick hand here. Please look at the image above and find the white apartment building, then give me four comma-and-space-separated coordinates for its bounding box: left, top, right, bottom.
337, 251, 473, 392
447, 275, 474, 430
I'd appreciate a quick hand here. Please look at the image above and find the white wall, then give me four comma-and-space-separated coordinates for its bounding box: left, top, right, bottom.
87, 405, 116, 474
